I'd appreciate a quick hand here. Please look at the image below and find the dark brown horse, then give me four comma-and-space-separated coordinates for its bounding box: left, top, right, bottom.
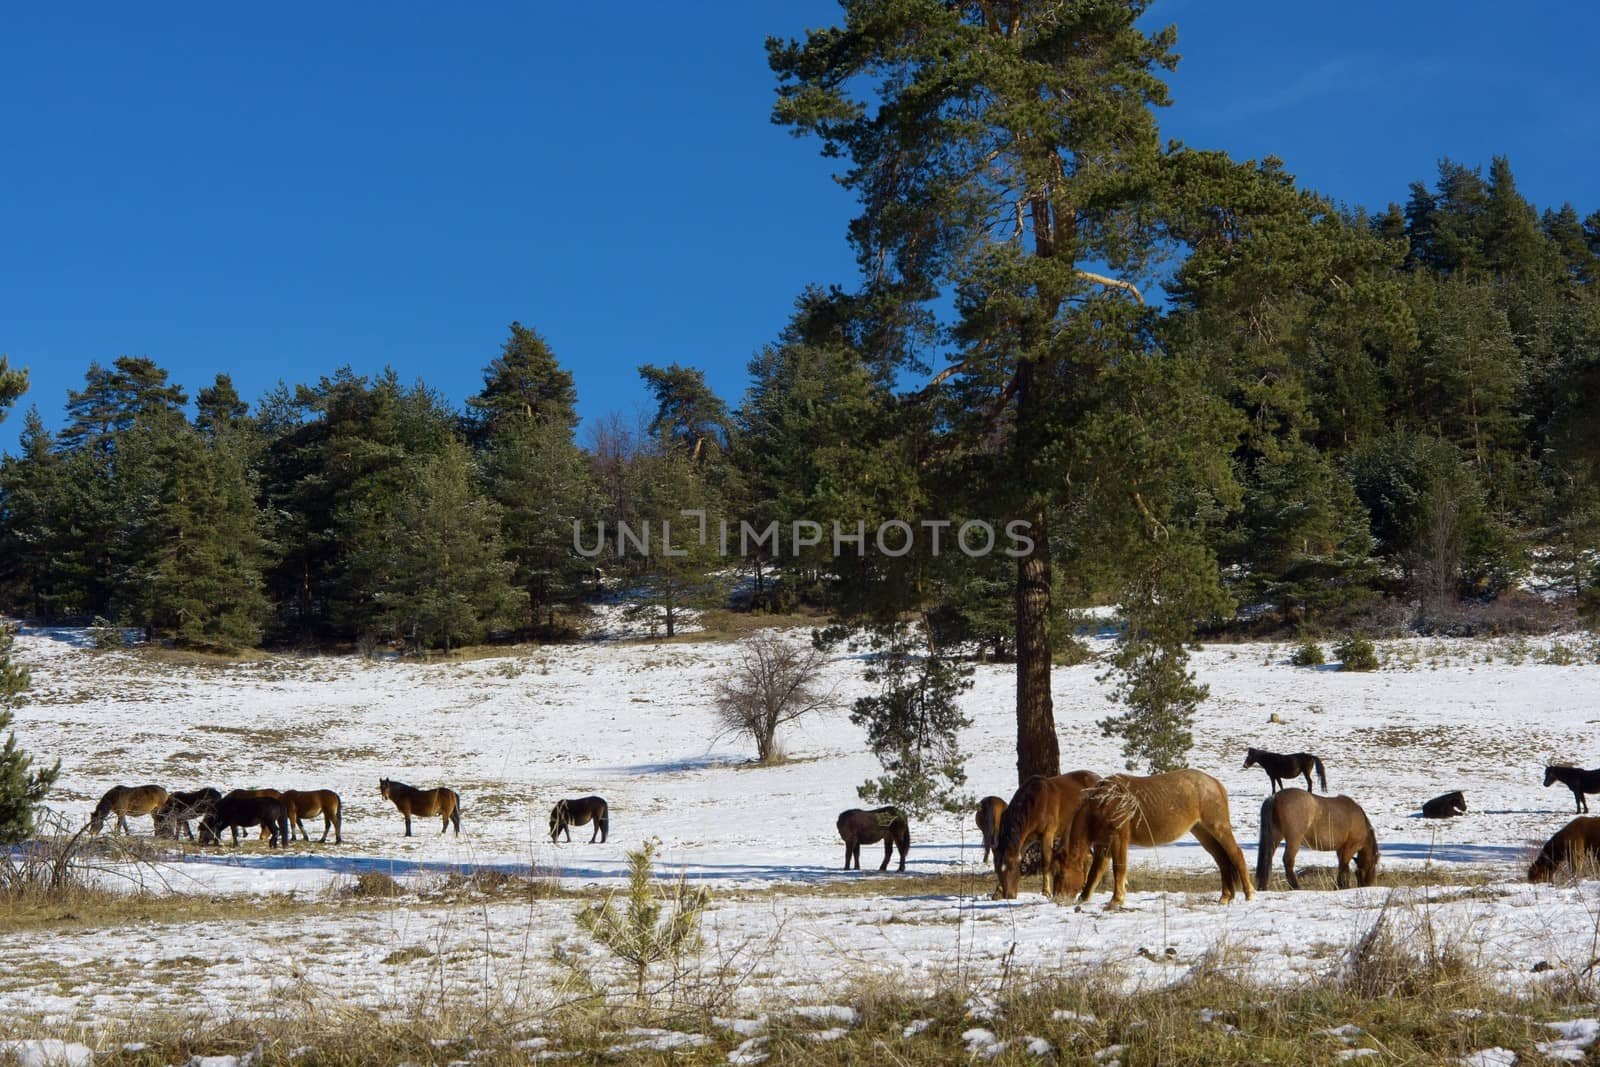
1242, 747, 1327, 793
992, 771, 1102, 899
379, 778, 461, 836
975, 796, 1006, 865
1422, 791, 1467, 818
282, 789, 343, 844
200, 790, 291, 848
89, 784, 169, 835
1256, 788, 1378, 890
1544, 765, 1600, 813
155, 787, 221, 841
1058, 770, 1255, 908
837, 807, 909, 871
1529, 817, 1600, 882
549, 796, 608, 843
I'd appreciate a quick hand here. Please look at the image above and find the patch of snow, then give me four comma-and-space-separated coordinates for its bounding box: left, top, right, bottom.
1539, 1018, 1600, 1061
0, 1040, 94, 1067
791, 1005, 858, 1026
1021, 1035, 1054, 1057
1459, 1050, 1517, 1067
727, 1036, 768, 1065
806, 1029, 848, 1043
902, 1019, 934, 1038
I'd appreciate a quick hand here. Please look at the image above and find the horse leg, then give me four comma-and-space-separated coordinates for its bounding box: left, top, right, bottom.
1301, 769, 1314, 792
1107, 833, 1130, 909
1084, 843, 1111, 900
878, 836, 892, 872
1192, 827, 1236, 902
1281, 837, 1302, 890
403, 812, 413, 837
590, 821, 600, 844
1335, 844, 1355, 889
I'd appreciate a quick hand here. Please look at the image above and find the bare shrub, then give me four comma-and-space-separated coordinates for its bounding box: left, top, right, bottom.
712, 631, 833, 763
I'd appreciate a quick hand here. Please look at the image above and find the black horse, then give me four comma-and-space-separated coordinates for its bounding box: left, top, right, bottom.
199, 789, 291, 848
549, 796, 609, 843
1421, 790, 1468, 818
1243, 747, 1327, 793
155, 787, 221, 841
1545, 765, 1600, 813
837, 807, 909, 872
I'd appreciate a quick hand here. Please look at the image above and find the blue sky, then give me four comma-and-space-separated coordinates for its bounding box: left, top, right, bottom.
3, 1, 1596, 454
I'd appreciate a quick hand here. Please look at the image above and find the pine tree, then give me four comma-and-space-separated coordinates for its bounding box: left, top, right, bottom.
375, 438, 519, 652
638, 363, 732, 464
0, 356, 25, 417
0, 409, 68, 616
0, 625, 59, 843
772, 0, 1241, 780
466, 323, 578, 433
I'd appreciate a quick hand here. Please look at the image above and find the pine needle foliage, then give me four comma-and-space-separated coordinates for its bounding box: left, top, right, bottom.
575, 839, 708, 1003
0, 626, 59, 844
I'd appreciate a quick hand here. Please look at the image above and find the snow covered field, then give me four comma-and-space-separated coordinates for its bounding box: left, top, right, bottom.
7, 623, 1600, 1025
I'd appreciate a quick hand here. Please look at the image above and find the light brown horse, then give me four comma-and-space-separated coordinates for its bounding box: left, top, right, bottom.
1256, 788, 1379, 890
89, 784, 169, 835
975, 795, 1006, 865
379, 778, 460, 837
1528, 817, 1600, 882
1058, 770, 1254, 908
283, 789, 343, 844
992, 771, 1102, 899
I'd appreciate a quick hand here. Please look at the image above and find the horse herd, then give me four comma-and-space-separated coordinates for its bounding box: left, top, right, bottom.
843, 748, 1600, 906
84, 780, 610, 848
78, 747, 1600, 901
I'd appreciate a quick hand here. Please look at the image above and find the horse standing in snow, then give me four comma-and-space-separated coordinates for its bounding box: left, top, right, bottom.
837, 807, 909, 872
89, 784, 169, 835
379, 778, 461, 836
1544, 765, 1600, 813
549, 796, 609, 843
1242, 747, 1327, 794
975, 795, 1006, 865
1256, 788, 1379, 890
990, 771, 1102, 900
1529, 816, 1600, 882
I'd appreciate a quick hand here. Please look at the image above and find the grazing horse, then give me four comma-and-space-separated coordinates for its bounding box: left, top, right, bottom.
89, 784, 169, 835
1529, 817, 1600, 882
975, 796, 1006, 865
1255, 788, 1379, 891
1242, 747, 1327, 793
548, 796, 609, 843
1058, 770, 1255, 908
200, 790, 291, 848
282, 789, 343, 844
1544, 765, 1600, 814
379, 778, 461, 837
1422, 791, 1468, 819
155, 787, 221, 841
991, 771, 1102, 900
836, 807, 909, 872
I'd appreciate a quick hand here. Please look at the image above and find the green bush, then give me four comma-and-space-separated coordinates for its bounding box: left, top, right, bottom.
1290, 641, 1326, 667
1334, 634, 1380, 672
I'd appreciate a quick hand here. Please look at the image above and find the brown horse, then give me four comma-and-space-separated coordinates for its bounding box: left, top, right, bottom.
549, 796, 608, 843
155, 787, 221, 841
1058, 770, 1255, 908
379, 778, 460, 837
992, 771, 1102, 899
89, 784, 169, 835
1529, 817, 1600, 882
283, 789, 343, 844
836, 807, 909, 871
1256, 788, 1379, 890
975, 795, 1006, 865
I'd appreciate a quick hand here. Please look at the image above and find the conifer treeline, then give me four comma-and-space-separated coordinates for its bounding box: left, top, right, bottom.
0, 157, 1598, 652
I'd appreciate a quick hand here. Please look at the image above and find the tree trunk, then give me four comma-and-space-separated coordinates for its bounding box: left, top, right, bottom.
1015, 501, 1060, 781
1012, 344, 1061, 783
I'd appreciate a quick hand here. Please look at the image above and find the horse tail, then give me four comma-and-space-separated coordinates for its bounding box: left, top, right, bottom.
1255, 795, 1277, 892
1313, 756, 1327, 792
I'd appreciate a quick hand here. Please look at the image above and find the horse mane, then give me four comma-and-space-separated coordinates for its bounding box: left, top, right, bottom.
1084, 777, 1141, 829
996, 777, 1048, 857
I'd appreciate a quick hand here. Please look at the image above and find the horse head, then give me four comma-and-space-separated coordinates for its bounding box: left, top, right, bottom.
379, 778, 393, 800
1545, 766, 1563, 787
1241, 748, 1259, 770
